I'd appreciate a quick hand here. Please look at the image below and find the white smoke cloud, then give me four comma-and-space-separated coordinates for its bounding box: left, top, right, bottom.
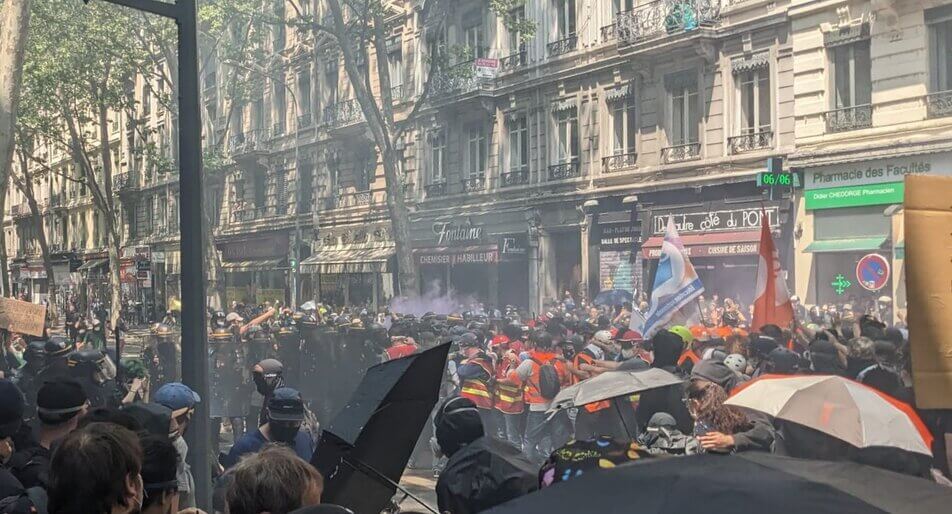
388, 280, 481, 316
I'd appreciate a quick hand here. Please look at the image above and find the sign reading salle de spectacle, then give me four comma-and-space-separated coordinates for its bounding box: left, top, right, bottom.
805, 153, 952, 209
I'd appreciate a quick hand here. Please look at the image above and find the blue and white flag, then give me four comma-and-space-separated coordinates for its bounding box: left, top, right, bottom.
634, 217, 705, 338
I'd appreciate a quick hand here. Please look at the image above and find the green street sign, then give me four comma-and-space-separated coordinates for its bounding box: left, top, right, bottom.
805, 181, 904, 210
757, 171, 802, 188
831, 274, 852, 295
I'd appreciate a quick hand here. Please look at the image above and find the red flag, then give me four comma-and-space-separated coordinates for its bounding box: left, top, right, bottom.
752, 208, 794, 330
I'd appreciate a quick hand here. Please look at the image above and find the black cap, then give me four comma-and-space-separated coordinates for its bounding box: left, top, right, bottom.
458, 332, 479, 348
267, 387, 305, 422
767, 347, 800, 374
36, 378, 87, 421
0, 379, 24, 438
121, 403, 173, 438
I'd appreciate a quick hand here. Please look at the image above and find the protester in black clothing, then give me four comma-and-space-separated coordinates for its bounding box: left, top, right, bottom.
251, 359, 285, 428
0, 380, 25, 467
635, 330, 693, 434
8, 379, 88, 490
689, 360, 775, 453
138, 434, 180, 514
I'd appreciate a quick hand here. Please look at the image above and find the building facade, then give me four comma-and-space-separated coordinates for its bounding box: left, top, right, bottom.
5, 0, 952, 319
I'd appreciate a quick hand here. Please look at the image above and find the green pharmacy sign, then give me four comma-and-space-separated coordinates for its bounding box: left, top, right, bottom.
831, 274, 852, 295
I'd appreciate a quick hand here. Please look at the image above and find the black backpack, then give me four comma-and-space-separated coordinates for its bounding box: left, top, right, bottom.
533, 357, 561, 400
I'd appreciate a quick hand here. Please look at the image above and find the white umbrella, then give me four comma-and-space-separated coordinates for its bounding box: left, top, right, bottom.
549, 367, 683, 411
725, 374, 933, 455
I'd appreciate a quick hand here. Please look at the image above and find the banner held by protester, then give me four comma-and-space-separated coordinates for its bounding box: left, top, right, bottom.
0, 297, 47, 336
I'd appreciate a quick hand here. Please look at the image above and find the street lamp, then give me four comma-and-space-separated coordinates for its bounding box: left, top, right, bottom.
82, 0, 209, 508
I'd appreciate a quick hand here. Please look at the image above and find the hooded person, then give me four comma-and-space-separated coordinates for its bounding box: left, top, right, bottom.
637, 412, 698, 456
765, 347, 800, 375
634, 330, 694, 434
251, 359, 285, 428
807, 339, 845, 375
434, 397, 537, 514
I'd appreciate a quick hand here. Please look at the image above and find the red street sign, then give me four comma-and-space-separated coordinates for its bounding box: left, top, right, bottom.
855, 253, 890, 291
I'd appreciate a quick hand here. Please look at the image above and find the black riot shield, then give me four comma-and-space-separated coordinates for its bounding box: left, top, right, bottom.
208, 330, 251, 419
152, 333, 180, 390
275, 326, 302, 389
299, 322, 335, 421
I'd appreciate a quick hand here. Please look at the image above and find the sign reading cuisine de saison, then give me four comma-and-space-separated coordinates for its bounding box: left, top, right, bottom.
650, 205, 780, 235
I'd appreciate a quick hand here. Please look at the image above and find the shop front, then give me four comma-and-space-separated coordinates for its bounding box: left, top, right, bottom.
632, 183, 793, 307
119, 245, 155, 324
796, 153, 952, 314
217, 231, 290, 306
300, 222, 394, 310
411, 213, 530, 311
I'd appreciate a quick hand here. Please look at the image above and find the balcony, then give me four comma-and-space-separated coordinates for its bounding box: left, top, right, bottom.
500, 51, 527, 72
547, 35, 578, 57
548, 161, 580, 180
272, 122, 286, 137
230, 204, 286, 223
728, 130, 773, 154
500, 169, 529, 187
824, 104, 872, 133
390, 84, 406, 103
601, 23, 618, 42
322, 99, 363, 128
602, 151, 638, 173
424, 181, 447, 198
616, 0, 720, 44
337, 189, 372, 208
230, 129, 270, 155
431, 61, 483, 97
926, 90, 952, 119
10, 203, 29, 220
112, 172, 133, 194
461, 175, 485, 193
661, 142, 701, 163
297, 112, 313, 129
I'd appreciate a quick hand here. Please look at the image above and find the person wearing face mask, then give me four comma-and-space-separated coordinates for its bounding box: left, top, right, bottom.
222, 387, 313, 469
153, 383, 201, 510
250, 359, 284, 430
139, 434, 193, 514
47, 422, 144, 514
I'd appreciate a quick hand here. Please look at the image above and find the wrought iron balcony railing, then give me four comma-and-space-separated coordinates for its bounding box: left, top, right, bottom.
297, 112, 313, 128
390, 84, 406, 102
661, 142, 701, 163
272, 121, 285, 137
323, 98, 364, 128
500, 51, 527, 71
424, 181, 447, 198
461, 175, 485, 193
431, 61, 481, 96
601, 23, 618, 42
230, 129, 269, 154
728, 130, 773, 154
112, 172, 132, 194
501, 169, 530, 187
616, 0, 721, 44
548, 161, 580, 180
926, 90, 952, 119
336, 190, 373, 207
230, 204, 287, 223
602, 151, 638, 172
823, 104, 872, 133
547, 35, 578, 57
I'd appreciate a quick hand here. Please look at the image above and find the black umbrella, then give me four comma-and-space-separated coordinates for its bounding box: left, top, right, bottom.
437, 436, 538, 514
312, 343, 450, 514
486, 453, 952, 514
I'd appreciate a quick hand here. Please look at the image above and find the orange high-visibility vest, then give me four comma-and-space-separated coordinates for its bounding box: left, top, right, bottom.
524, 352, 567, 405
460, 356, 495, 409
574, 351, 610, 413
493, 358, 524, 414
678, 349, 701, 367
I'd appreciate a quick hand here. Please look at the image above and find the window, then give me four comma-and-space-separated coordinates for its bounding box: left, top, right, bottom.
156, 194, 168, 230
613, 0, 634, 15
388, 50, 403, 89
297, 161, 314, 213
463, 16, 486, 59
831, 40, 871, 109
610, 97, 637, 155
92, 212, 100, 247
275, 170, 288, 213
555, 108, 579, 163
429, 129, 447, 182
272, 82, 286, 131
142, 84, 151, 115
508, 116, 529, 171
928, 12, 952, 92
508, 7, 526, 53
273, 0, 286, 51
253, 170, 267, 208
556, 0, 576, 39
667, 72, 699, 146
253, 97, 265, 130
737, 68, 770, 134
325, 62, 338, 106
297, 71, 311, 114
465, 123, 488, 177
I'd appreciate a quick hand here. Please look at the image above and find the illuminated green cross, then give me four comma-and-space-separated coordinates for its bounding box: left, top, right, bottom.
831, 274, 852, 295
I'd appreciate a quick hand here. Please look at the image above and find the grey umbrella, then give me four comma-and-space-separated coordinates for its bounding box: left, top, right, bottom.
549, 367, 683, 411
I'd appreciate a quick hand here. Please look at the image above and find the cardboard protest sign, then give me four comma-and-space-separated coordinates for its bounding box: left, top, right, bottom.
0, 297, 47, 337
904, 174, 952, 409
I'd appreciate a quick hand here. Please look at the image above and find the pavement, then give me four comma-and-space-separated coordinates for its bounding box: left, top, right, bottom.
397, 470, 439, 512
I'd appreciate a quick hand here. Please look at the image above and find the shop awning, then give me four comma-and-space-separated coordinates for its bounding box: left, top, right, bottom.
300, 246, 394, 274
77, 258, 109, 272
221, 258, 287, 272
803, 237, 887, 253
641, 230, 762, 259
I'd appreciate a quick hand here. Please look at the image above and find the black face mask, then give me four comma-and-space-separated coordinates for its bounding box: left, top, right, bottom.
269, 422, 300, 444
253, 372, 270, 396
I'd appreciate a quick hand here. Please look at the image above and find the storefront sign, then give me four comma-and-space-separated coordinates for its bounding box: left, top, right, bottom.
416, 247, 498, 266
120, 245, 152, 261
642, 242, 759, 259
650, 205, 779, 235
498, 234, 528, 261
600, 223, 638, 250
804, 182, 904, 210
855, 253, 890, 291
599, 250, 637, 293
474, 58, 499, 78
805, 155, 951, 190
432, 221, 483, 245
219, 232, 289, 261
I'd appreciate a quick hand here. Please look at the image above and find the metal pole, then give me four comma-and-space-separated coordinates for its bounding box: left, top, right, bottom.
174, 0, 210, 508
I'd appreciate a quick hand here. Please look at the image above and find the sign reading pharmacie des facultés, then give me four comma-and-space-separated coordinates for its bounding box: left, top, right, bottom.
804, 153, 952, 210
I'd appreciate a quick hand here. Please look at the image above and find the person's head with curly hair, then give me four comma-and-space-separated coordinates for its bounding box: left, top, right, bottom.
685, 379, 751, 435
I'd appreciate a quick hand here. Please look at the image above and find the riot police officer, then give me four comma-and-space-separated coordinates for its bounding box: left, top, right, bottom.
209, 319, 247, 454
13, 341, 46, 418
144, 322, 179, 391
37, 335, 76, 386
66, 348, 119, 408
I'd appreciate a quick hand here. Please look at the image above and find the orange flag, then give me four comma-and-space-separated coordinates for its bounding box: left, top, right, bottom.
752, 207, 794, 330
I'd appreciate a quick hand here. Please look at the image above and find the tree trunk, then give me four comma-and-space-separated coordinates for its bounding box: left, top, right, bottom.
0, 0, 33, 296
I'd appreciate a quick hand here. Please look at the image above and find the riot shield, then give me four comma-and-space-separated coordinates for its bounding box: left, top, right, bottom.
208, 330, 250, 419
